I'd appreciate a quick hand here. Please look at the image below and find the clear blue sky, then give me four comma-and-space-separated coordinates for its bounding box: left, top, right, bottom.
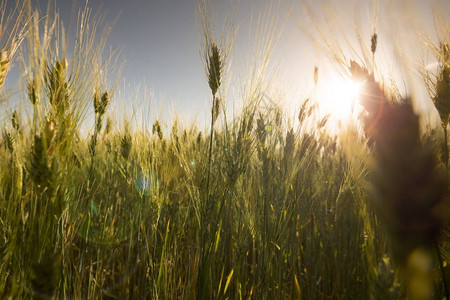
3, 0, 449, 129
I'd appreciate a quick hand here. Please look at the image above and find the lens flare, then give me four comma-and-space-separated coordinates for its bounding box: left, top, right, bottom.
318, 76, 361, 121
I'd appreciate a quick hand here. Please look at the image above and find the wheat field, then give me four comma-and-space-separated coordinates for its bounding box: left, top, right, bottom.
0, 1, 449, 299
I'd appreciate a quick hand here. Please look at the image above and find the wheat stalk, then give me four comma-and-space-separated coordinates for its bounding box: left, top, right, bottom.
353, 60, 448, 298
0, 1, 26, 94
120, 121, 132, 160
2, 129, 14, 153
152, 120, 163, 140
432, 43, 450, 167
207, 43, 222, 97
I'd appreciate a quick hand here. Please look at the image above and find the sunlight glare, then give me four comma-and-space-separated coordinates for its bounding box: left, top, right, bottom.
316, 74, 362, 126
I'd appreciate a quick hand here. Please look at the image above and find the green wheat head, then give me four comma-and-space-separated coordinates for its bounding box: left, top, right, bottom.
0, 51, 10, 92
120, 121, 132, 160
45, 58, 70, 115
207, 43, 222, 97
152, 120, 163, 140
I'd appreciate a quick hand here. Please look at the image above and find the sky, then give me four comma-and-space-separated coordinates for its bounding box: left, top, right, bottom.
2, 0, 449, 130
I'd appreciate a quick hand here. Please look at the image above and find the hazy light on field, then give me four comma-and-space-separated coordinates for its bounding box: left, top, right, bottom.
316, 73, 362, 125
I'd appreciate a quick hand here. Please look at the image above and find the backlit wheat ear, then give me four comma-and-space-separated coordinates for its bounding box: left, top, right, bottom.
45, 58, 70, 114
29, 134, 51, 189
104, 116, 112, 137
371, 33, 377, 56
152, 120, 163, 140
93, 90, 110, 131
433, 43, 450, 127
94, 91, 110, 116
11, 110, 20, 131
0, 51, 10, 92
433, 43, 450, 166
2, 129, 14, 153
90, 90, 110, 156
349, 60, 387, 141
28, 77, 40, 105
120, 134, 132, 160
120, 121, 132, 160
298, 98, 312, 124
93, 90, 100, 115
212, 96, 221, 125
207, 43, 222, 97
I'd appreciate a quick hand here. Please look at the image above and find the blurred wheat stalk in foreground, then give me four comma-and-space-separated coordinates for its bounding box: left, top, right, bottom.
351, 60, 449, 300
424, 43, 450, 168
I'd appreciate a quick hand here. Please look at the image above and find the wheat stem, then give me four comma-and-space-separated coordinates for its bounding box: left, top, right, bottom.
435, 240, 449, 299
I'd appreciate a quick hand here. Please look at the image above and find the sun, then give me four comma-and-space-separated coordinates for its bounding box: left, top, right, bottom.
316, 73, 362, 126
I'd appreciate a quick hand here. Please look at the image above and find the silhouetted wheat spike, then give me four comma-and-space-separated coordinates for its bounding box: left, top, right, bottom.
11, 110, 20, 131
352, 61, 448, 298
120, 122, 132, 160
371, 100, 446, 262
28, 77, 40, 106
432, 43, 450, 167
371, 33, 378, 56
90, 90, 110, 156
349, 60, 385, 145
207, 43, 222, 97
212, 96, 221, 125
433, 43, 450, 125
205, 42, 223, 213
152, 120, 163, 140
